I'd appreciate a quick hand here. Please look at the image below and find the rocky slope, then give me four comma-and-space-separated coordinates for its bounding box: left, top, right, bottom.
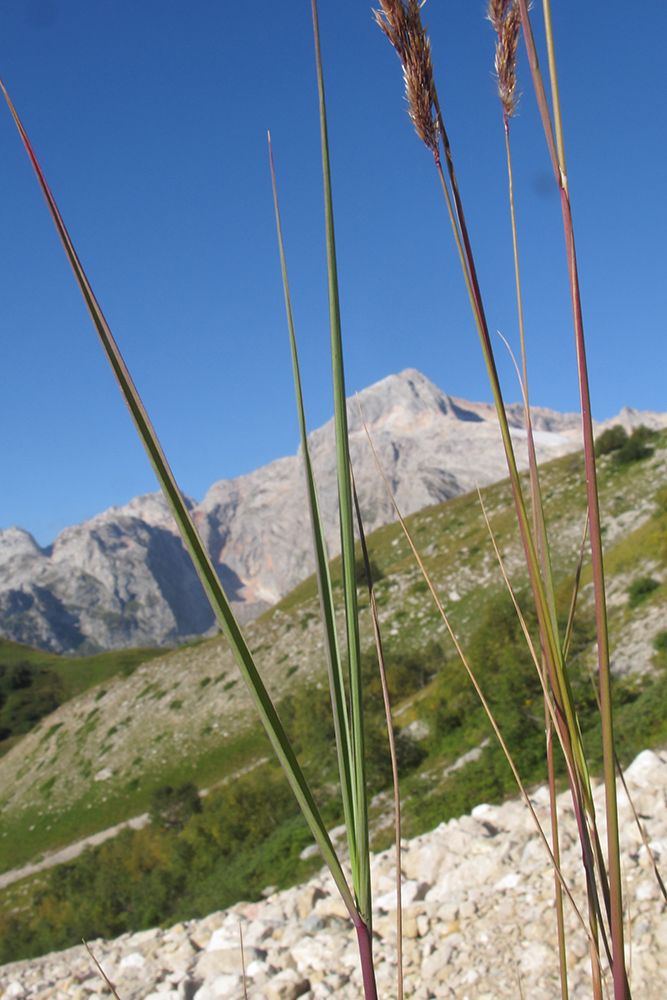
4, 368, 664, 654
1, 748, 666, 1000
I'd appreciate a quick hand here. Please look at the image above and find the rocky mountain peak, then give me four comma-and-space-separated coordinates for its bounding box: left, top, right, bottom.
1, 370, 665, 654
0, 527, 44, 562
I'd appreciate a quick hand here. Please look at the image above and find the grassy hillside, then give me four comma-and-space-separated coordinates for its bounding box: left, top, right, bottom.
0, 641, 167, 759
1, 432, 666, 959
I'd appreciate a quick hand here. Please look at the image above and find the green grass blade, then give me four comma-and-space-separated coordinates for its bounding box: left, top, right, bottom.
0, 76, 358, 922
351, 468, 404, 1000
267, 132, 356, 861
311, 0, 370, 925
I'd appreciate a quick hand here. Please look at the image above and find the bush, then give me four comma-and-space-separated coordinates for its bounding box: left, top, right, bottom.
595, 424, 628, 457
393, 730, 426, 772
354, 556, 383, 586
0, 661, 64, 741
149, 783, 202, 831
627, 576, 660, 608
612, 425, 656, 465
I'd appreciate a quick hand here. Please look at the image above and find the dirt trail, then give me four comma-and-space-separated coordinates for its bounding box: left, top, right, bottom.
0, 813, 150, 890
0, 756, 271, 891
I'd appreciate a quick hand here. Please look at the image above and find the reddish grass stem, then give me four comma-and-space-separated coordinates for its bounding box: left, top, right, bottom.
517, 4, 628, 995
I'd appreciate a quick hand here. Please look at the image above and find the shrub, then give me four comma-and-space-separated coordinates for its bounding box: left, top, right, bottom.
149, 783, 202, 831
595, 424, 628, 457
355, 555, 383, 586
612, 425, 657, 465
0, 661, 64, 740
627, 576, 660, 608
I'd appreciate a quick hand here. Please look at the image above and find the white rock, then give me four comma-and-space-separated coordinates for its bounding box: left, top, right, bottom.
636, 879, 661, 901
263, 969, 310, 1000
119, 952, 145, 969
374, 880, 421, 912
625, 749, 666, 788
194, 974, 241, 1000
494, 872, 521, 890
207, 929, 240, 952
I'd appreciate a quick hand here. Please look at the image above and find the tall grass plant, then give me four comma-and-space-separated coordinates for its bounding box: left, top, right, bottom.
0, 2, 648, 997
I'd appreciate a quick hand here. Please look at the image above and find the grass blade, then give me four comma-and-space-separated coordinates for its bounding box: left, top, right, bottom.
267, 131, 356, 871
0, 74, 359, 925
351, 465, 404, 1000
311, 0, 370, 927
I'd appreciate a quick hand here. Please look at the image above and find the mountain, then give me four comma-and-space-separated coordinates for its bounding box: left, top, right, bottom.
1, 423, 666, 881
1, 368, 665, 654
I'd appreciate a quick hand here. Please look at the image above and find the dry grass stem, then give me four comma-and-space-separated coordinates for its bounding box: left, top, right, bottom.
584, 657, 667, 905
359, 406, 599, 959
374, 0, 440, 157
239, 923, 248, 1000
487, 0, 522, 120
83, 941, 123, 1000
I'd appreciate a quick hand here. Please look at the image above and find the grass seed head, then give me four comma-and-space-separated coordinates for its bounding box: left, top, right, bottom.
375, 0, 440, 156
487, 0, 522, 120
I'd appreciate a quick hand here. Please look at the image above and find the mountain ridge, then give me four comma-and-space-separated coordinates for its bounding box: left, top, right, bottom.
2, 368, 665, 654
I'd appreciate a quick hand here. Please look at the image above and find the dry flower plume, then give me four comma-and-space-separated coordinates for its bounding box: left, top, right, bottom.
487, 0, 522, 120
374, 0, 440, 158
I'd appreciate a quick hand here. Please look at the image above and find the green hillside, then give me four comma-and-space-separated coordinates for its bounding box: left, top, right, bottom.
0, 640, 167, 758
1, 431, 666, 959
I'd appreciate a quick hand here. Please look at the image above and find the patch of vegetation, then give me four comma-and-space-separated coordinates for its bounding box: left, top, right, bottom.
40, 722, 64, 743
0, 662, 64, 753
0, 639, 170, 757
355, 556, 383, 586
397, 592, 667, 838
0, 637, 166, 694
612, 425, 657, 466
595, 424, 628, 457
149, 783, 201, 831
627, 576, 660, 608
39, 776, 57, 796
0, 766, 320, 961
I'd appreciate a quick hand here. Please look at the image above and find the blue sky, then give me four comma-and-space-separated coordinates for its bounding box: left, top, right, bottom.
0, 0, 665, 546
